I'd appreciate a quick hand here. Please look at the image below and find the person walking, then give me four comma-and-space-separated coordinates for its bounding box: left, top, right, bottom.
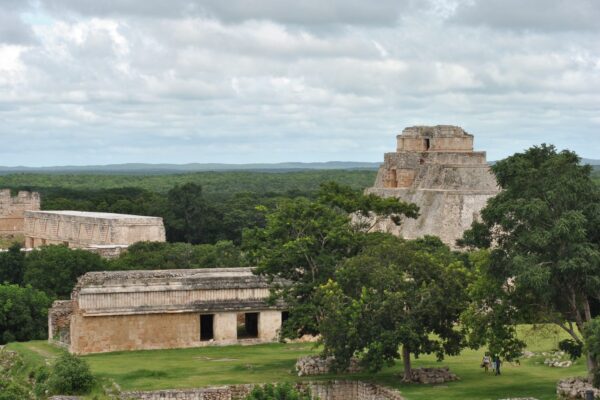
493, 355, 501, 375
481, 353, 491, 373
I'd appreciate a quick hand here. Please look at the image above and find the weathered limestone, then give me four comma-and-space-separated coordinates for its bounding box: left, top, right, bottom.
24, 210, 165, 249
50, 268, 287, 354
48, 300, 74, 348
214, 312, 238, 342
0, 189, 40, 237
296, 355, 361, 376
259, 311, 283, 342
120, 381, 405, 400
403, 367, 459, 384
557, 377, 600, 399
366, 125, 499, 247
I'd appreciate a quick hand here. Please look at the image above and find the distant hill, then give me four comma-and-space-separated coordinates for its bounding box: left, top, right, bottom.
0, 158, 597, 175
582, 158, 600, 166
0, 161, 382, 175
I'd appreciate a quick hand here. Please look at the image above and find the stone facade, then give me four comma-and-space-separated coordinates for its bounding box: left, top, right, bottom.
120, 381, 405, 400
0, 189, 40, 237
50, 268, 286, 354
366, 125, 499, 247
24, 210, 165, 249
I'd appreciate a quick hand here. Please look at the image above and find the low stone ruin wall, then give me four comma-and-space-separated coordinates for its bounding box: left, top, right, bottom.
403, 367, 459, 384
557, 377, 600, 399
295, 355, 361, 376
48, 300, 74, 347
120, 381, 404, 400
121, 385, 253, 400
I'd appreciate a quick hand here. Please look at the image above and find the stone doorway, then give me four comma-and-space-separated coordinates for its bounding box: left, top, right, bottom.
237, 312, 259, 339
200, 314, 214, 341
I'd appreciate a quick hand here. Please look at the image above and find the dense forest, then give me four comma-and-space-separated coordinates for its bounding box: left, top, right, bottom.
0, 170, 377, 245
0, 170, 377, 194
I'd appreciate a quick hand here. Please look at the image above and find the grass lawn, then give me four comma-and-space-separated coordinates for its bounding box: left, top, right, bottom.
6, 325, 586, 400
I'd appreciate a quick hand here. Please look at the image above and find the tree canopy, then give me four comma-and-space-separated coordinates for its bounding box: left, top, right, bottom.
318, 235, 470, 379
23, 245, 107, 299
244, 182, 418, 337
460, 144, 600, 373
0, 284, 53, 344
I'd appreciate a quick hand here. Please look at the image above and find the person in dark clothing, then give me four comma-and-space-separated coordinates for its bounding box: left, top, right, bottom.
493, 355, 501, 375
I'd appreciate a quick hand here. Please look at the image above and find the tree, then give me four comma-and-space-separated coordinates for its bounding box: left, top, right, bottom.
243, 182, 418, 337
0, 284, 53, 344
318, 236, 470, 380
109, 240, 246, 270
165, 183, 223, 244
460, 250, 526, 361
460, 144, 600, 375
23, 245, 107, 298
0, 243, 25, 285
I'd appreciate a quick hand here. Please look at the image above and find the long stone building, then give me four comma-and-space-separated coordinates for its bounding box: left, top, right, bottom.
366, 125, 499, 247
49, 268, 286, 354
24, 210, 166, 249
0, 189, 40, 237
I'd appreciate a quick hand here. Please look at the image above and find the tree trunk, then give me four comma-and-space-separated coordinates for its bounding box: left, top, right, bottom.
587, 351, 597, 383
402, 345, 412, 382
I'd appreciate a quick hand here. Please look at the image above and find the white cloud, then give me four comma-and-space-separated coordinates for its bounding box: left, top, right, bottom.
0, 0, 598, 166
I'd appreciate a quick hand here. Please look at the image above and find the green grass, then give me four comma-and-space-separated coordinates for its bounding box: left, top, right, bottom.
6, 325, 586, 400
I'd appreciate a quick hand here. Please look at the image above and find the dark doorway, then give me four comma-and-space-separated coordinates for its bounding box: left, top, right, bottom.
237, 312, 259, 339
200, 314, 214, 341
425, 138, 431, 150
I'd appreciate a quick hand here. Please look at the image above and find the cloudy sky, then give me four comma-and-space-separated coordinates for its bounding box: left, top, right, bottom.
0, 0, 599, 166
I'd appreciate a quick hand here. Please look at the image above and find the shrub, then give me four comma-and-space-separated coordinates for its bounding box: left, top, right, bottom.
0, 379, 31, 400
245, 383, 313, 400
46, 353, 94, 395
558, 339, 583, 361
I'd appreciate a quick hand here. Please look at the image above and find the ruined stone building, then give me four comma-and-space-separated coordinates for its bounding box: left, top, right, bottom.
49, 268, 286, 354
366, 125, 499, 247
23, 211, 165, 253
0, 189, 40, 237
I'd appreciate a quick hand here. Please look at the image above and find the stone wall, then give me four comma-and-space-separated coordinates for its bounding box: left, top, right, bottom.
70, 311, 201, 354
403, 367, 459, 384
120, 381, 404, 400
84, 245, 128, 259
24, 210, 165, 249
295, 355, 361, 376
0, 189, 40, 236
48, 300, 74, 347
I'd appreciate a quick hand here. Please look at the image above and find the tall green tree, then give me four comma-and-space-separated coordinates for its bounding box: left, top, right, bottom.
0, 243, 25, 285
0, 284, 53, 344
460, 144, 600, 375
166, 183, 223, 244
243, 182, 418, 337
318, 236, 470, 379
23, 246, 107, 299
